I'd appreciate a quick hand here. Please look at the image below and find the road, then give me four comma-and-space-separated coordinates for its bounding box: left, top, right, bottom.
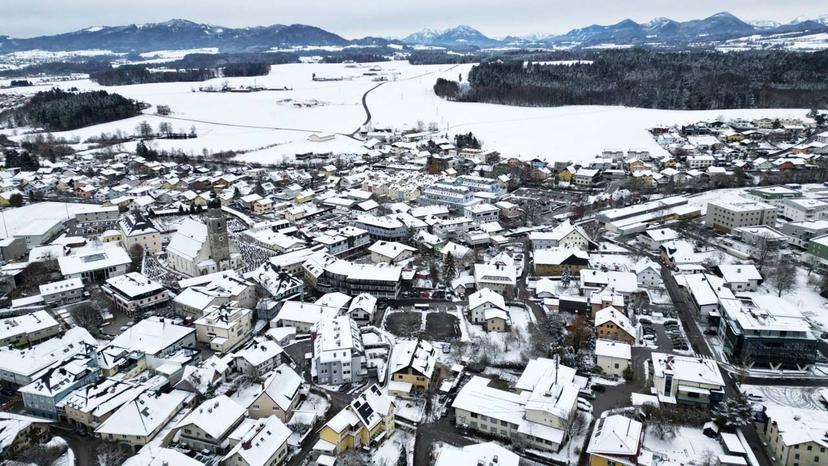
351, 81, 387, 136
661, 265, 775, 466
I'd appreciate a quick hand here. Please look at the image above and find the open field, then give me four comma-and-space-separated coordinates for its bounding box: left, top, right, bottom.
0, 61, 811, 164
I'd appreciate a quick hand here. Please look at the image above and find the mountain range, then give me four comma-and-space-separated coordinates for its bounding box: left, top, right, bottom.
0, 12, 827, 54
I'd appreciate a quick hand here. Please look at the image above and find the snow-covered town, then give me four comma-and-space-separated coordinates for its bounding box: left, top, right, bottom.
0, 110, 827, 466
1, 4, 828, 466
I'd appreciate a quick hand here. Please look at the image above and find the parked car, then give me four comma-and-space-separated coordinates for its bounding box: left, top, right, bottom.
591, 384, 606, 393
578, 390, 596, 400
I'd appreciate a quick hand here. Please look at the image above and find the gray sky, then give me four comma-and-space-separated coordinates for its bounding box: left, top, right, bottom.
1, 0, 826, 39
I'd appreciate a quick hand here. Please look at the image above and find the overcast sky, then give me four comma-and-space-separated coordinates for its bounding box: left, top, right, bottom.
1, 0, 826, 38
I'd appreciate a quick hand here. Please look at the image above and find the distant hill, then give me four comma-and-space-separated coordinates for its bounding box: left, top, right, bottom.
0, 12, 827, 54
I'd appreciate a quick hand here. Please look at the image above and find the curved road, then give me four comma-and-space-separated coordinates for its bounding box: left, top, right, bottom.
352, 63, 464, 137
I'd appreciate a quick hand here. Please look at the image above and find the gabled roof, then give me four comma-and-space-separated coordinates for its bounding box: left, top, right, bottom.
176, 395, 245, 440
389, 339, 437, 379
260, 364, 302, 412
587, 414, 643, 457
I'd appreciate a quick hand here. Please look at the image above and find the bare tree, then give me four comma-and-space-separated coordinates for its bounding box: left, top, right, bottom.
768, 254, 797, 297
753, 233, 777, 271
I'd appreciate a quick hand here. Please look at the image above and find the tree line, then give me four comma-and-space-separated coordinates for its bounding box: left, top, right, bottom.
91, 62, 271, 86
1, 88, 142, 131
434, 49, 828, 110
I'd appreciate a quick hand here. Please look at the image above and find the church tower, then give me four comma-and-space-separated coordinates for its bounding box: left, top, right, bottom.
205, 193, 231, 266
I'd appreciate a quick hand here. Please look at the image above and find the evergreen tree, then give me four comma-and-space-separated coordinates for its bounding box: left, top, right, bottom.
713, 394, 753, 430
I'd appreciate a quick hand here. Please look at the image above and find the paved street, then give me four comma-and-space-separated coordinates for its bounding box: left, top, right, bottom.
661, 264, 775, 466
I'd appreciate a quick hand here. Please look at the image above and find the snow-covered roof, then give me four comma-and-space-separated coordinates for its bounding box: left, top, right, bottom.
96, 389, 193, 438
167, 218, 208, 261
106, 272, 164, 298
260, 364, 303, 412
0, 310, 58, 341
175, 395, 245, 440
435, 442, 520, 466
389, 339, 437, 379
313, 317, 363, 364
109, 317, 194, 356
223, 416, 291, 466
57, 245, 131, 276
651, 353, 724, 388
469, 286, 506, 310
763, 404, 828, 448
587, 414, 643, 457
594, 307, 636, 338
368, 240, 416, 260
123, 447, 205, 466
274, 301, 339, 327
595, 339, 632, 360
38, 277, 83, 296
717, 264, 762, 284
0, 327, 96, 380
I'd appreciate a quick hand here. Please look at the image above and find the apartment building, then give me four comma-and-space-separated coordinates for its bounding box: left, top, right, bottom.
312, 316, 367, 385
706, 200, 777, 233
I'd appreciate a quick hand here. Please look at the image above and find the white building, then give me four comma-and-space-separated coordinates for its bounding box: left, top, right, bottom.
468, 287, 508, 325
38, 278, 84, 306
780, 198, 828, 222
232, 338, 285, 377
651, 352, 725, 406
118, 213, 162, 254
706, 200, 777, 233
103, 272, 172, 315
464, 203, 500, 225
194, 305, 253, 353
529, 220, 590, 250
312, 316, 366, 385
347, 293, 378, 325
452, 358, 579, 452
594, 340, 631, 377
717, 264, 762, 292
0, 311, 60, 347
634, 259, 662, 288
167, 216, 241, 277
58, 245, 131, 283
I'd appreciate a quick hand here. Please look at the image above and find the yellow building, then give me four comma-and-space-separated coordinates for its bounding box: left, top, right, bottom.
586, 415, 644, 466
317, 384, 395, 455
388, 339, 437, 392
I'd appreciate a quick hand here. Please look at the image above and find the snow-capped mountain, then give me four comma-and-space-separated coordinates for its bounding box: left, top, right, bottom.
402, 25, 500, 47
790, 14, 828, 26
0, 12, 827, 55
0, 19, 350, 53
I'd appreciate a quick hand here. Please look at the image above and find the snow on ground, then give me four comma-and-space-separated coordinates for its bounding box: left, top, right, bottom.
1, 61, 810, 164
589, 253, 636, 272
296, 392, 330, 418
741, 384, 828, 411
644, 426, 724, 466
465, 305, 533, 365
748, 266, 828, 334
371, 429, 414, 466
394, 397, 427, 424
367, 62, 810, 161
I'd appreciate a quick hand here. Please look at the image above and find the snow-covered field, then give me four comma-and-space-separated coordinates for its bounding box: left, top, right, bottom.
0, 61, 811, 163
